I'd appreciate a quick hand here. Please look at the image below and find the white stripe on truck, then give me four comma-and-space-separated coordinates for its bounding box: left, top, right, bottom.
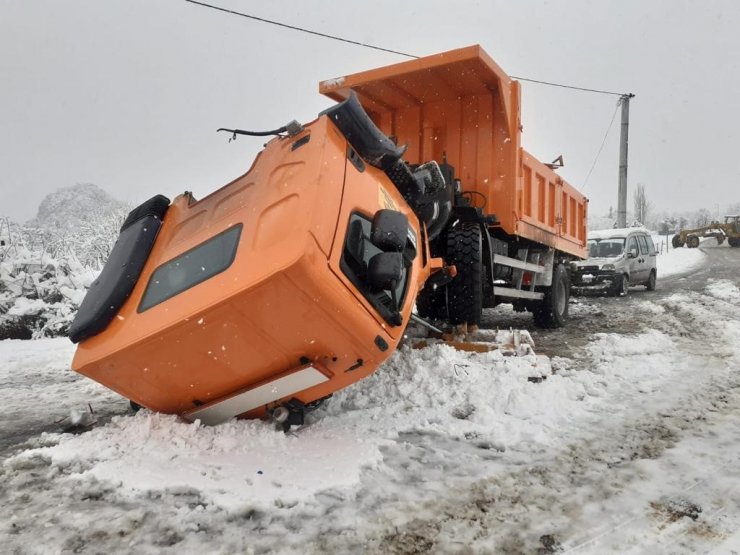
183, 366, 329, 426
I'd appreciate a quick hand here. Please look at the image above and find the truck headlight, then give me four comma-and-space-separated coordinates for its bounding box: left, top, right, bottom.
601, 264, 615, 271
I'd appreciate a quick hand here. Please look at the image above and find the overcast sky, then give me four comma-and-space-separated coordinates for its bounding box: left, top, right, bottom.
2, 0, 739, 222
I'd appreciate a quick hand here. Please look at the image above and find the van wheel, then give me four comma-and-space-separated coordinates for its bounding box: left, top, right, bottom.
533, 264, 569, 328
612, 274, 629, 297
446, 224, 483, 326
645, 270, 656, 291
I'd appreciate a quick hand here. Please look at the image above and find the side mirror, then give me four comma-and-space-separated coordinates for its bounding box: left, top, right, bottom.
371, 209, 408, 252
628, 248, 638, 258
367, 252, 403, 291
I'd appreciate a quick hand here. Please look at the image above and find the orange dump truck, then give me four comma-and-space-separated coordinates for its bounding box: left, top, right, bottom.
69, 45, 587, 426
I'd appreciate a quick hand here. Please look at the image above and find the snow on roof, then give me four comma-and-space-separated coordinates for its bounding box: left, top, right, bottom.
588, 226, 650, 240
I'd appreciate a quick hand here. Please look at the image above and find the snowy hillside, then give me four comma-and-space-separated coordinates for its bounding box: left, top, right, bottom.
28, 183, 127, 231
0, 185, 126, 340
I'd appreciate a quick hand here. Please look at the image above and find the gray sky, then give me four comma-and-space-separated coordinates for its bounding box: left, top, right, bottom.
2, 0, 739, 222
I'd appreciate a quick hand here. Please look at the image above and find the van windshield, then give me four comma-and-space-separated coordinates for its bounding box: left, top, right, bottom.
588, 237, 625, 258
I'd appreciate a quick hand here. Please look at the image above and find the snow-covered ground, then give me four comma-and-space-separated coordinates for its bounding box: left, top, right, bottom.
1, 243, 739, 553
652, 233, 708, 279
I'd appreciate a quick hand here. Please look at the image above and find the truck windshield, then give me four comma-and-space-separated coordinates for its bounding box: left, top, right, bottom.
340, 212, 411, 325
588, 237, 625, 258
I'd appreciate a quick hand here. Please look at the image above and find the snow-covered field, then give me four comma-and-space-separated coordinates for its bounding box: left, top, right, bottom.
652, 233, 708, 279
2, 243, 739, 553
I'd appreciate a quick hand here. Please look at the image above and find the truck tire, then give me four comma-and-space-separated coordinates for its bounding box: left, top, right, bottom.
533, 263, 569, 328
671, 235, 684, 248
415, 286, 447, 320
728, 237, 740, 248
446, 224, 483, 325
686, 235, 700, 248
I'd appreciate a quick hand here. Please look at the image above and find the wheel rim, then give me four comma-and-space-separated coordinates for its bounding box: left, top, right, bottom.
622, 276, 628, 295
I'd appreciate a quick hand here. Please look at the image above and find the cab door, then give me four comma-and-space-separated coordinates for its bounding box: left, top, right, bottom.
626, 235, 642, 284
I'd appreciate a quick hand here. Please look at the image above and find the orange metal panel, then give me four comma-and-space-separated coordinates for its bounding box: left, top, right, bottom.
72, 116, 429, 417
320, 45, 587, 259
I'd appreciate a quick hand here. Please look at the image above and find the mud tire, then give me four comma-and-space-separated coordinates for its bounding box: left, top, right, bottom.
533, 264, 570, 328
645, 270, 657, 291
446, 224, 483, 326
728, 237, 740, 248
415, 285, 447, 320
611, 273, 629, 297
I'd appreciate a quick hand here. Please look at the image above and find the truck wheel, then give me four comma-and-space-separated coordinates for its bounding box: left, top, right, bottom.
533, 264, 569, 328
645, 270, 656, 291
671, 235, 684, 248
728, 237, 740, 248
686, 235, 700, 248
446, 224, 483, 325
416, 285, 447, 320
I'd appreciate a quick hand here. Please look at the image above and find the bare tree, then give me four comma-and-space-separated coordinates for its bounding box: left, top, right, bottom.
633, 183, 651, 226
694, 208, 712, 228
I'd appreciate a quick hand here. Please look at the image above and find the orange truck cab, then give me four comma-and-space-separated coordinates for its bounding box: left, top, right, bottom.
69, 94, 450, 426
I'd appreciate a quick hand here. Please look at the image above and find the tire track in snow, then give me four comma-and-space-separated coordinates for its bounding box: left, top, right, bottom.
344, 262, 740, 553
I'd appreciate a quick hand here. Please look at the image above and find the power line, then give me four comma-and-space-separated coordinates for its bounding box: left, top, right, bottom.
184, 0, 630, 97
184, 0, 417, 58
582, 99, 622, 191
508, 76, 625, 97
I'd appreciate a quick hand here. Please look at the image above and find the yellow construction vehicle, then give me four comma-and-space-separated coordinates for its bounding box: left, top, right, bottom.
672, 215, 740, 248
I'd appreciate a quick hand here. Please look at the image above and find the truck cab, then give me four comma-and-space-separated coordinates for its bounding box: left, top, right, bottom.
69, 103, 438, 425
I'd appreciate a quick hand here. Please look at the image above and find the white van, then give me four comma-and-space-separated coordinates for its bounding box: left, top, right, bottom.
571, 227, 657, 296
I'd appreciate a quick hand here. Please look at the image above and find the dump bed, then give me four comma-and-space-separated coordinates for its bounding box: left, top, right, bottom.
320, 45, 588, 259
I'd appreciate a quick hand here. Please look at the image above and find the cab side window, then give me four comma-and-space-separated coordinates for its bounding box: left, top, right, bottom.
637, 235, 649, 255
645, 235, 656, 254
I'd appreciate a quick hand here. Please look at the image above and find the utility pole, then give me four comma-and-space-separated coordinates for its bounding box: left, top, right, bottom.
617, 93, 635, 228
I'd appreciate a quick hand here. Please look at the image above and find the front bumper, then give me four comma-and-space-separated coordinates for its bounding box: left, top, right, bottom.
571, 267, 619, 293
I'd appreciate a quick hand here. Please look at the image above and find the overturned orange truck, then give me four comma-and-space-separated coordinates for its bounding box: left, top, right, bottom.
69, 46, 587, 426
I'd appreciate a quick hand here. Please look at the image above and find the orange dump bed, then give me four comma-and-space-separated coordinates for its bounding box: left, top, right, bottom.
320, 45, 587, 258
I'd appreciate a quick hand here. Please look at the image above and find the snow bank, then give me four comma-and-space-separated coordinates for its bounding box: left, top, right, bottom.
654, 239, 706, 278
7, 335, 564, 511
705, 279, 740, 302
4, 324, 686, 515
0, 247, 97, 339
8, 412, 383, 512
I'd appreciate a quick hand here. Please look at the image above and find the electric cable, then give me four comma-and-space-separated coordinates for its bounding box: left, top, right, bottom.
184, 0, 416, 58
582, 100, 621, 190
184, 0, 631, 97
